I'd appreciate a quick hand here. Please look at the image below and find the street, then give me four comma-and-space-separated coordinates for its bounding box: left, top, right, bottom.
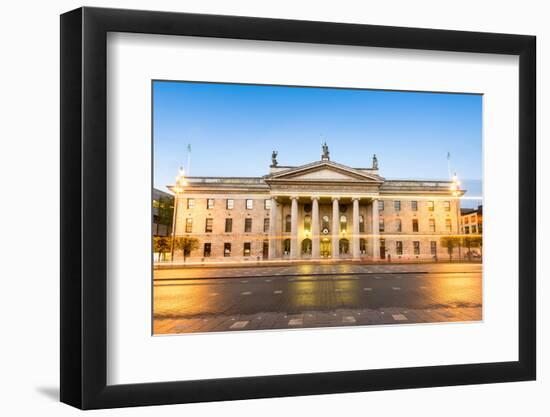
153, 263, 482, 334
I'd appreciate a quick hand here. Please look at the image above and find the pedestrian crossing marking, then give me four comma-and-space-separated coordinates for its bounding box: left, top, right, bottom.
230, 321, 249, 329
288, 318, 303, 326
343, 316, 356, 323
241, 291, 252, 295
392, 314, 408, 321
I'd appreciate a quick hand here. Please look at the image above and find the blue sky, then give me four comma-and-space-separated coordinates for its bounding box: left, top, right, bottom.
153, 81, 482, 207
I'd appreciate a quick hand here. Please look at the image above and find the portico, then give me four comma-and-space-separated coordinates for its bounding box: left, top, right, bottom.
267, 195, 379, 260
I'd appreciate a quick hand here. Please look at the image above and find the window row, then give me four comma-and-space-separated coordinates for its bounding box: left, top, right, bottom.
186, 198, 271, 210
378, 200, 451, 212
378, 218, 453, 233
184, 217, 271, 233
384, 240, 438, 256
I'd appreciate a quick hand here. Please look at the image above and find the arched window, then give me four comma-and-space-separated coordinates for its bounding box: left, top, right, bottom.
282, 238, 291, 254
360, 238, 366, 254
339, 238, 350, 254
285, 214, 291, 233
322, 215, 330, 233
301, 238, 312, 254
304, 215, 311, 232
340, 215, 347, 233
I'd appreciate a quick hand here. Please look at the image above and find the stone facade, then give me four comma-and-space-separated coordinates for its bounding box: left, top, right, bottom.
168, 147, 464, 263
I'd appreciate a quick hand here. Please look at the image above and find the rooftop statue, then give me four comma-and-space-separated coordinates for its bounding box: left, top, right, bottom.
321, 142, 330, 161
271, 150, 278, 167
372, 154, 379, 170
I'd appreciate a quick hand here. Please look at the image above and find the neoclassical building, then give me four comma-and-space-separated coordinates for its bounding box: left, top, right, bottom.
168, 144, 464, 263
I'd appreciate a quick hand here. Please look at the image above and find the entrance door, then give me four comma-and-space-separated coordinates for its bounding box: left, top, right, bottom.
320, 239, 331, 258
262, 240, 269, 259
380, 238, 386, 259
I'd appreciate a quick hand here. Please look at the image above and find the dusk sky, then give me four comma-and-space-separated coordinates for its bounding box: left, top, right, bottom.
153, 81, 482, 207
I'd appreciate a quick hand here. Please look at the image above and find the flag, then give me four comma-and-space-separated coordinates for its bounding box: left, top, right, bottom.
187, 144, 192, 153
447, 151, 451, 160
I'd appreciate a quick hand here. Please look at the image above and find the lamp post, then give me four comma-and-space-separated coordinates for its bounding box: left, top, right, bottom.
170, 167, 187, 262
450, 173, 461, 261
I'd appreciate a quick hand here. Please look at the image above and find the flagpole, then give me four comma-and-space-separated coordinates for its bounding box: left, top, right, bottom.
187, 144, 192, 176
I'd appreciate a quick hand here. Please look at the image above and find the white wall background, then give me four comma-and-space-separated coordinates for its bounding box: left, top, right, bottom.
0, 0, 545, 415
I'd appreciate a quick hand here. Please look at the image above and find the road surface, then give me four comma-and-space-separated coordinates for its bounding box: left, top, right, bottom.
153, 263, 482, 334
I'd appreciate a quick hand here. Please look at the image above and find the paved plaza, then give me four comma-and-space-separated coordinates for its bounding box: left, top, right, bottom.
153, 262, 482, 334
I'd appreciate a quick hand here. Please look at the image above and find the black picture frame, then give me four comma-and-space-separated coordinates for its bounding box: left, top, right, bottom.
60, 6, 536, 410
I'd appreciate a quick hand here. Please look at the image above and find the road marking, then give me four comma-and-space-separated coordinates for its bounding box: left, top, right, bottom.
274, 290, 283, 294
288, 318, 303, 326
420, 286, 428, 289
392, 287, 401, 290
335, 288, 343, 292
392, 314, 408, 321
343, 316, 356, 323
240, 280, 248, 283
241, 291, 252, 295
210, 293, 219, 296
265, 279, 272, 282
363, 288, 372, 291
229, 321, 249, 329
375, 276, 382, 280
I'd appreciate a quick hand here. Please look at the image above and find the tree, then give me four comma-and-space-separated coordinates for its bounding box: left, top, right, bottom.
173, 236, 200, 262
440, 236, 462, 261
462, 235, 483, 260
153, 236, 171, 262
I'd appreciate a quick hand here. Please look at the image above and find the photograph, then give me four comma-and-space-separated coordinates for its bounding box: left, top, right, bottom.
152, 81, 483, 335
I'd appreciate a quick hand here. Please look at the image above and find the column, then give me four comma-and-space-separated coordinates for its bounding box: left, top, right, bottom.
332, 197, 340, 259
290, 197, 299, 259
268, 197, 278, 259
352, 197, 360, 259
371, 198, 380, 260
311, 197, 320, 259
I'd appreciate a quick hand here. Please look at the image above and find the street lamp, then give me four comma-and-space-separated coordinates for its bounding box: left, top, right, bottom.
170, 166, 188, 262
450, 173, 462, 261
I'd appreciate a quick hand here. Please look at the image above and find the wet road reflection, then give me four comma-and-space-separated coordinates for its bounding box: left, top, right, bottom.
153, 263, 482, 334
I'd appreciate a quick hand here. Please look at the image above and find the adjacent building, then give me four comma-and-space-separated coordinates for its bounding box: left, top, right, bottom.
168, 144, 464, 263
153, 188, 174, 237
460, 205, 483, 235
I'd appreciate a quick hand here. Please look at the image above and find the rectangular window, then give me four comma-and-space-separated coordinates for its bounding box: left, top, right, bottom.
359, 215, 365, 233
396, 218, 402, 232
246, 199, 253, 210
396, 241, 403, 255
243, 242, 251, 256
264, 218, 270, 233
203, 243, 211, 257
224, 243, 231, 257
413, 241, 420, 255
226, 199, 234, 210
378, 200, 384, 211
428, 201, 434, 211
430, 241, 437, 255
412, 218, 419, 232
411, 200, 418, 211
379, 218, 385, 233
207, 198, 215, 209
224, 218, 232, 233
444, 201, 451, 211
205, 218, 213, 233
244, 218, 252, 233
464, 225, 470, 234
394, 200, 401, 211
187, 198, 195, 209
264, 199, 271, 210
445, 218, 452, 232
185, 218, 193, 233
471, 225, 477, 234
429, 218, 436, 232
464, 216, 470, 224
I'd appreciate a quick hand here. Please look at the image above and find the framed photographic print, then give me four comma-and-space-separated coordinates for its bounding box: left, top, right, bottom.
60, 7, 536, 409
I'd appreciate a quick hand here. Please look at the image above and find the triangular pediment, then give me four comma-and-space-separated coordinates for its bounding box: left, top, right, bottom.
266, 161, 383, 183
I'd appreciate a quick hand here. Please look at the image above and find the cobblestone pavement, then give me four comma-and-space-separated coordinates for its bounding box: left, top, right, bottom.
153, 263, 482, 334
